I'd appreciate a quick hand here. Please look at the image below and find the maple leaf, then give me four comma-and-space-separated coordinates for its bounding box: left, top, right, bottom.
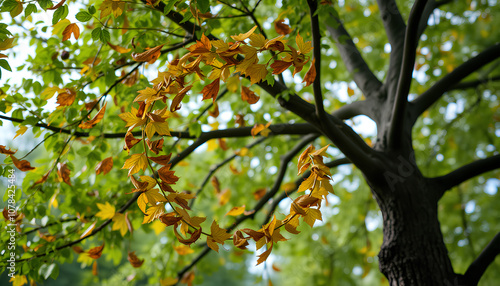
173, 245, 194, 255
271, 60, 293, 75
57, 162, 71, 185
112, 213, 129, 236
95, 157, 113, 175
249, 33, 267, 48
201, 78, 220, 102
274, 20, 292, 35
304, 208, 322, 227
108, 42, 131, 54
149, 154, 171, 165
95, 202, 116, 220
251, 121, 272, 138
142, 202, 166, 224
146, 138, 164, 154
100, 0, 125, 18
127, 251, 144, 268
302, 59, 317, 87
241, 86, 260, 104
79, 102, 107, 129
132, 44, 164, 64
158, 165, 179, 184
159, 212, 182, 226
56, 89, 76, 106
256, 244, 273, 265
207, 220, 232, 252
296, 32, 313, 54
122, 153, 147, 176
124, 132, 142, 152
233, 230, 250, 250
87, 244, 105, 259
9, 275, 27, 286
0, 145, 16, 155
231, 25, 258, 42
174, 225, 202, 245
62, 23, 80, 41
170, 85, 193, 112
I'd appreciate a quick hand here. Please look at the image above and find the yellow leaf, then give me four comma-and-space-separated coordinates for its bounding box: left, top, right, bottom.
112, 213, 128, 236
142, 203, 166, 224
173, 245, 194, 255
10, 275, 27, 286
52, 19, 71, 36
296, 32, 313, 54
13, 126, 27, 139
0, 37, 15, 51
218, 189, 231, 206
95, 202, 116, 220
231, 25, 257, 42
108, 42, 131, 53
347, 87, 355, 96
151, 220, 166, 235
226, 76, 240, 93
160, 278, 179, 286
41, 86, 64, 100
122, 153, 148, 176
225, 205, 245, 216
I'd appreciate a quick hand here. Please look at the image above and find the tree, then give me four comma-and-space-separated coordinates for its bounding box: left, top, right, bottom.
0, 0, 499, 285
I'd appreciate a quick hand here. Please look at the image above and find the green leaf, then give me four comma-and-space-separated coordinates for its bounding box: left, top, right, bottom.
52, 6, 67, 25
25, 3, 38, 18
75, 11, 92, 22
88, 5, 96, 15
37, 0, 53, 10
0, 59, 12, 72
91, 28, 101, 41
1, 0, 18, 12
100, 29, 110, 43
197, 0, 210, 14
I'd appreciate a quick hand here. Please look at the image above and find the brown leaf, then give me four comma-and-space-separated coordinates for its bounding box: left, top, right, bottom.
85, 100, 99, 111
56, 89, 76, 106
146, 138, 164, 154
208, 102, 219, 118
253, 188, 266, 200
57, 163, 71, 186
108, 42, 131, 54
233, 230, 249, 250
95, 157, 113, 175
72, 246, 84, 254
174, 226, 202, 245
131, 44, 164, 64
302, 58, 316, 87
149, 154, 172, 166
241, 86, 260, 104
79, 102, 107, 129
62, 23, 80, 41
211, 176, 220, 194
270, 60, 292, 75
201, 78, 220, 102
33, 170, 51, 187
181, 271, 195, 286
127, 251, 144, 268
159, 213, 182, 226
87, 243, 105, 259
170, 85, 192, 112
158, 165, 179, 184
124, 132, 142, 152
0, 145, 16, 154
274, 20, 292, 35
10, 155, 35, 171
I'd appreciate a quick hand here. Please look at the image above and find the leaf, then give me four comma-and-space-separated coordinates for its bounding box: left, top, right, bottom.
274, 20, 292, 35
233, 230, 249, 250
79, 102, 107, 129
271, 60, 292, 75
302, 59, 316, 87
56, 162, 71, 185
112, 213, 128, 236
160, 277, 179, 286
62, 23, 80, 41
246, 64, 268, 84
95, 202, 115, 220
80, 221, 96, 238
225, 205, 245, 216
201, 78, 220, 102
122, 153, 148, 176
10, 155, 35, 171
241, 86, 260, 104
13, 125, 27, 139
87, 244, 105, 259
75, 11, 92, 22
131, 45, 164, 64
108, 42, 131, 54
347, 86, 355, 96
256, 244, 273, 265
56, 89, 76, 106
149, 154, 172, 165
158, 165, 179, 184
173, 245, 194, 255
95, 157, 113, 175
0, 145, 16, 154
127, 251, 144, 267
296, 32, 313, 54
218, 189, 230, 206
174, 225, 202, 245
253, 188, 266, 200
251, 121, 272, 138
231, 25, 257, 42
142, 203, 166, 224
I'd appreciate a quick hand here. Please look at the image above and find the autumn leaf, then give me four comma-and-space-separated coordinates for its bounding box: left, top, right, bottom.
87, 244, 105, 259
100, 0, 125, 18
296, 32, 313, 54
56, 162, 71, 185
251, 121, 272, 138
253, 188, 266, 200
225, 205, 246, 216
201, 78, 220, 102
241, 86, 260, 104
132, 45, 164, 64
79, 102, 107, 129
127, 251, 144, 268
174, 225, 202, 245
62, 23, 80, 41
122, 153, 148, 176
142, 202, 166, 224
160, 277, 179, 286
231, 25, 257, 42
274, 20, 292, 35
256, 244, 273, 265
56, 89, 76, 106
207, 220, 232, 252
124, 132, 142, 152
112, 213, 129, 236
9, 275, 27, 286
0, 145, 16, 155
347, 86, 355, 96
302, 59, 316, 86
9, 155, 35, 172
13, 126, 27, 139
173, 245, 194, 255
108, 42, 131, 54
233, 230, 249, 250
170, 85, 192, 112
149, 154, 172, 166
47, 0, 66, 10
158, 165, 179, 184
271, 60, 293, 75
218, 189, 231, 206
95, 202, 116, 220
95, 157, 113, 175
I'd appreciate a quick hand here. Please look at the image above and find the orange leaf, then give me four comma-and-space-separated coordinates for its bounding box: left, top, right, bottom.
218, 189, 231, 206
272, 263, 281, 272
95, 157, 113, 175
158, 165, 179, 184
201, 78, 220, 102
233, 230, 249, 250
127, 251, 145, 268
108, 42, 131, 54
56, 89, 76, 106
173, 244, 194, 255
256, 244, 273, 265
79, 102, 107, 129
146, 138, 164, 154
241, 86, 260, 104
0, 145, 16, 154
211, 176, 220, 194
10, 155, 35, 172
270, 60, 292, 75
62, 23, 80, 41
124, 132, 142, 152
253, 188, 266, 200
131, 44, 163, 64
92, 261, 98, 276
87, 243, 105, 259
347, 86, 355, 96
174, 225, 202, 245
149, 154, 172, 165
57, 162, 71, 186
274, 20, 292, 35
33, 171, 51, 186
231, 25, 257, 42
302, 58, 316, 87
170, 85, 192, 112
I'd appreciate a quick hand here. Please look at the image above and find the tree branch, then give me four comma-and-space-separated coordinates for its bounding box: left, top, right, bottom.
462, 231, 500, 285
448, 75, 500, 91
388, 0, 428, 150
324, 15, 382, 96
307, 0, 326, 120
433, 154, 500, 198
410, 43, 500, 122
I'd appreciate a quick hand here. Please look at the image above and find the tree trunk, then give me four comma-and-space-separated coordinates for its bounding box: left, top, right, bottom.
368, 154, 458, 285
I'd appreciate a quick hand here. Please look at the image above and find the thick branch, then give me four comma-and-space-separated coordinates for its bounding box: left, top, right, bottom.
325, 17, 382, 96
388, 0, 428, 150
462, 232, 500, 285
432, 154, 500, 198
410, 43, 500, 122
